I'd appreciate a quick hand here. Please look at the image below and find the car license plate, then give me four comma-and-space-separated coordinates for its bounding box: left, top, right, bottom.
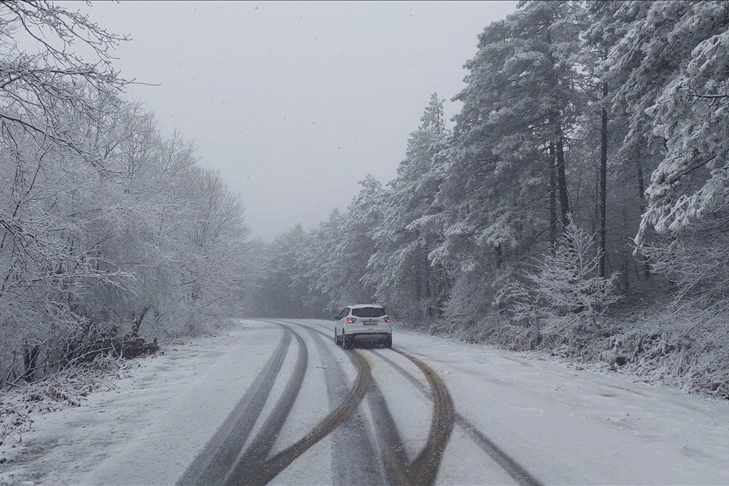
364, 320, 376, 325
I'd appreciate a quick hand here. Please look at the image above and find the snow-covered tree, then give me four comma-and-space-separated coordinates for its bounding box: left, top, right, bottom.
0, 0, 127, 155
632, 1, 729, 238
0, 2, 250, 384
425, 1, 588, 323
302, 176, 383, 313
367, 94, 451, 318
527, 215, 621, 321
252, 224, 320, 318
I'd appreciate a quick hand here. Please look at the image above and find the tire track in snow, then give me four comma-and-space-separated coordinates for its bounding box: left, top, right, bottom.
300, 323, 383, 486
305, 321, 540, 485
392, 348, 455, 486
371, 349, 542, 486
297, 322, 438, 485
287, 320, 409, 484
229, 320, 372, 486
176, 322, 292, 486
224, 323, 309, 485
364, 369, 411, 485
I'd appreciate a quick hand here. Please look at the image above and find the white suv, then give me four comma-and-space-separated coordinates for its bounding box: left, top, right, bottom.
334, 304, 392, 349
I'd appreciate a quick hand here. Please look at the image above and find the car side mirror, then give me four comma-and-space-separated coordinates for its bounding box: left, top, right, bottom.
333, 315, 339, 321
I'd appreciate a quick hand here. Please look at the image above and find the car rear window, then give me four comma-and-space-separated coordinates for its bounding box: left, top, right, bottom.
352, 307, 386, 318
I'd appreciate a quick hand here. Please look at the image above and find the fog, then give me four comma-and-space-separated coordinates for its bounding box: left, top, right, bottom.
4, 3, 729, 484
68, 1, 517, 240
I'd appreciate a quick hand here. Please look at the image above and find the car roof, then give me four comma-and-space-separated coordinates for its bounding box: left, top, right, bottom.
349, 304, 384, 309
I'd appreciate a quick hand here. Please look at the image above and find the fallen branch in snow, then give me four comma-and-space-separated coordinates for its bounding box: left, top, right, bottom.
0, 357, 134, 448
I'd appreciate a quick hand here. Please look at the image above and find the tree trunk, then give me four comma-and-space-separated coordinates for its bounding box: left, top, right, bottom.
637, 156, 651, 278
23, 344, 41, 382
132, 305, 152, 337
423, 247, 434, 317
549, 141, 557, 244
414, 255, 423, 318
555, 135, 570, 230
599, 82, 608, 278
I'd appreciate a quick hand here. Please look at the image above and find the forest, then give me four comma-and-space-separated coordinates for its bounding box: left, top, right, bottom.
1, 1, 728, 399
247, 1, 729, 397
0, 2, 248, 385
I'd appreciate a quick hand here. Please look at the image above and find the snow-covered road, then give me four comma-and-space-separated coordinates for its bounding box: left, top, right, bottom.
2, 319, 728, 485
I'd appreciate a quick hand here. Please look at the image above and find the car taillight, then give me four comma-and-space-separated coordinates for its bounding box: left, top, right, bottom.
384, 316, 391, 323
346, 317, 356, 324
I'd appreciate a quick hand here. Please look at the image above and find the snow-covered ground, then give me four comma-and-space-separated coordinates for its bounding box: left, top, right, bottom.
1, 319, 728, 485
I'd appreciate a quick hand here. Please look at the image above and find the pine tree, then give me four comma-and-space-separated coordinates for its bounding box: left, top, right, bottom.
367, 94, 451, 318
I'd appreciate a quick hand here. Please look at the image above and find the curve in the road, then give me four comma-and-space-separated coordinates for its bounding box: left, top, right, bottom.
176, 323, 293, 486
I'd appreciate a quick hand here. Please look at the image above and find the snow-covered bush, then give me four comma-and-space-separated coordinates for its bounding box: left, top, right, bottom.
527, 216, 622, 323
493, 216, 622, 351
601, 307, 729, 399
641, 208, 729, 313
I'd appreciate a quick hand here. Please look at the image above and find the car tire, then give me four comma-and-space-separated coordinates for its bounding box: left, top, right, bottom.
384, 336, 392, 349
343, 334, 352, 349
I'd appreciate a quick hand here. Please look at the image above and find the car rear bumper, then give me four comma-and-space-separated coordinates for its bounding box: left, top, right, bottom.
343, 324, 392, 337
348, 332, 391, 342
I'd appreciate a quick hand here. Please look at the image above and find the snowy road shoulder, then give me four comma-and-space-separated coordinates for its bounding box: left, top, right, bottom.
0, 321, 278, 486
393, 329, 729, 485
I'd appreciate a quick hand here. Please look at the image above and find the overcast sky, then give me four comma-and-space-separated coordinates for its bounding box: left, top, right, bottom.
69, 1, 517, 241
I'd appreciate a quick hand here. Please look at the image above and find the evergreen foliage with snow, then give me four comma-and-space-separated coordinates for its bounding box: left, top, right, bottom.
248, 0, 729, 397
525, 216, 621, 322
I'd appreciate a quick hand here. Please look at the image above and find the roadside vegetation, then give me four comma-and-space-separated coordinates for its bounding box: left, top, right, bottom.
248, 1, 729, 399
0, 1, 248, 392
